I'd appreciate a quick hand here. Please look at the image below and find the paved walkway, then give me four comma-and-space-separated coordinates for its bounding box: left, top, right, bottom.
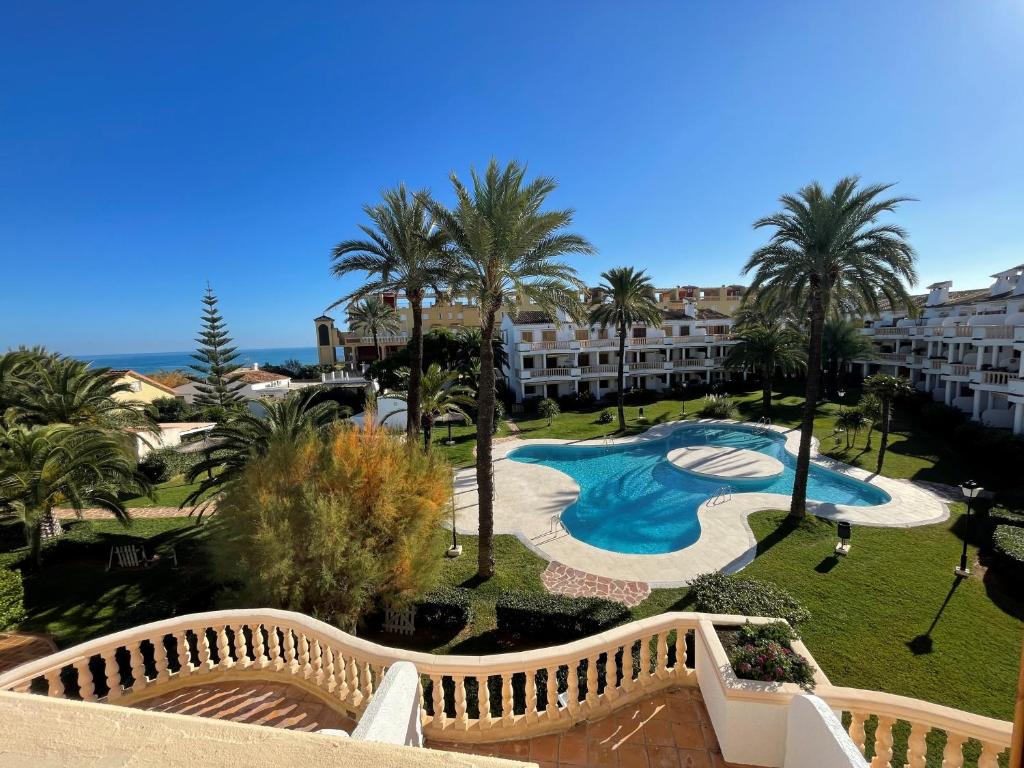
54, 505, 207, 519
429, 686, 753, 768
454, 420, 949, 586
541, 562, 650, 607
132, 680, 355, 733
0, 632, 58, 674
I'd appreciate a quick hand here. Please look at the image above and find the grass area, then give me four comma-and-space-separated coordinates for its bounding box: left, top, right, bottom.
123, 477, 207, 508
428, 420, 510, 468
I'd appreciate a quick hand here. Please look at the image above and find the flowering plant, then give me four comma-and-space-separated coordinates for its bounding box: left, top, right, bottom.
728, 622, 816, 690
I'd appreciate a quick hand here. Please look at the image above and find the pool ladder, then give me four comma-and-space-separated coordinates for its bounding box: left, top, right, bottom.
756, 416, 772, 434
708, 485, 735, 505
532, 514, 568, 544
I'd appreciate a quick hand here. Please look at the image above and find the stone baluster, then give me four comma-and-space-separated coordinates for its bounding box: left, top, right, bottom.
869, 717, 895, 768
639, 635, 653, 682
335, 651, 350, 699
545, 665, 557, 716
44, 668, 65, 699
268, 626, 282, 671
215, 626, 231, 670
322, 646, 336, 693
310, 639, 322, 683
620, 644, 635, 693
524, 669, 537, 720
905, 722, 928, 768
128, 643, 146, 691
566, 661, 580, 714
297, 634, 310, 675
359, 662, 372, 698
674, 628, 686, 673
656, 633, 669, 678
977, 742, 1002, 768
346, 656, 359, 702
454, 675, 468, 725
586, 653, 599, 708
152, 635, 170, 682
74, 659, 98, 702
100, 649, 121, 700
283, 629, 296, 672
847, 711, 867, 755
500, 673, 513, 722
374, 664, 386, 694
174, 630, 193, 673
251, 624, 266, 667
941, 733, 966, 768
198, 627, 213, 671
430, 674, 445, 722
479, 675, 492, 722
232, 624, 249, 667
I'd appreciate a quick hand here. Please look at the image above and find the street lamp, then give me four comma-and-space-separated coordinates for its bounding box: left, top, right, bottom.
446, 484, 462, 558
955, 480, 982, 577
837, 388, 846, 401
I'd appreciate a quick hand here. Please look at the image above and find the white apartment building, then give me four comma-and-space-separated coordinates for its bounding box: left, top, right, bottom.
853, 264, 1024, 435
501, 304, 739, 402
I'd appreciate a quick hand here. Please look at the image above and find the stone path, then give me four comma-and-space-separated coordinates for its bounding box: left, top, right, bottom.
133, 680, 355, 733
430, 686, 755, 768
54, 505, 208, 519
541, 561, 651, 607
0, 632, 58, 674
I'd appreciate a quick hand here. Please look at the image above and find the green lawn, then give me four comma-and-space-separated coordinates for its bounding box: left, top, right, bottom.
123, 477, 207, 508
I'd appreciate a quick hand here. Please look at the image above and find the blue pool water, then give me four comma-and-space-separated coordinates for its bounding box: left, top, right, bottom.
508, 424, 890, 555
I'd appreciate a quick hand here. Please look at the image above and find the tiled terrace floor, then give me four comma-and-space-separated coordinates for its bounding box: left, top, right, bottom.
132, 680, 356, 733
430, 687, 756, 768
0, 632, 58, 674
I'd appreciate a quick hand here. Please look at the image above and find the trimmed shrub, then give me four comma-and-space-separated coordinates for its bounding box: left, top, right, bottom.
729, 621, 816, 689
415, 587, 474, 630
622, 388, 659, 406
597, 408, 614, 424
689, 572, 810, 626
918, 402, 966, 433
495, 591, 630, 640
989, 507, 1024, 528
698, 395, 738, 420
537, 398, 560, 425
557, 390, 597, 412
0, 567, 26, 630
992, 525, 1024, 582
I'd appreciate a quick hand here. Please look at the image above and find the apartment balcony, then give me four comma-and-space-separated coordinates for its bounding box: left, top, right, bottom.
942, 325, 975, 339
629, 361, 673, 373
516, 339, 578, 352
969, 369, 1013, 391
871, 326, 912, 338
0, 609, 1011, 768
971, 325, 1016, 344
520, 367, 575, 380
341, 333, 411, 347
673, 358, 707, 370
1009, 376, 1024, 399
579, 364, 618, 377
905, 353, 925, 368
941, 363, 973, 381
921, 357, 946, 371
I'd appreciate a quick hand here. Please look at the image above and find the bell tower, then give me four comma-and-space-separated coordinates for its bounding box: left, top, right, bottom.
314, 315, 338, 365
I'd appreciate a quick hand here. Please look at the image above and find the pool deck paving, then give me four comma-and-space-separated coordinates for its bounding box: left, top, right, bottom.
453, 419, 949, 587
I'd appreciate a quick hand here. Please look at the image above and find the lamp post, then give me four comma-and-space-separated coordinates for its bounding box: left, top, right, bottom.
446, 484, 462, 558
955, 479, 982, 577
837, 388, 846, 402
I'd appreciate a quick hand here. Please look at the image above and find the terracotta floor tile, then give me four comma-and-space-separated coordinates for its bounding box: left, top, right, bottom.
643, 719, 676, 747
700, 723, 719, 751
666, 699, 702, 723
647, 745, 681, 768
616, 743, 651, 768
671, 721, 706, 749
587, 740, 618, 768
677, 748, 712, 768
559, 730, 589, 765
530, 733, 561, 762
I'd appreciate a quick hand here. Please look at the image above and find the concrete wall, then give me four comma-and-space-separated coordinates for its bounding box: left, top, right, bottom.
0, 690, 528, 768
783, 695, 867, 768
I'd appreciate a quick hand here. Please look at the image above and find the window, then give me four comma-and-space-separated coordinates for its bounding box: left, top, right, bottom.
575, 329, 589, 340
578, 353, 590, 366
633, 327, 646, 338
599, 379, 609, 388
317, 323, 331, 346
129, 381, 142, 393
599, 352, 609, 364
542, 330, 556, 342
663, 326, 673, 336
524, 385, 537, 396
521, 331, 534, 342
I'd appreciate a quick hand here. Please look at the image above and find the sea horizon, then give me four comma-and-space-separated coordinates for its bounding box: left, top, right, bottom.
72, 346, 319, 374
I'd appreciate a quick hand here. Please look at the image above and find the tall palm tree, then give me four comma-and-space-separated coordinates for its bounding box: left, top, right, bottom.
744, 177, 916, 518
822, 317, 873, 399
330, 185, 448, 443
0, 424, 151, 565
858, 392, 882, 449
346, 297, 402, 363
863, 373, 914, 474
183, 388, 340, 513
725, 322, 807, 413
387, 363, 475, 451
426, 159, 594, 579
588, 268, 662, 431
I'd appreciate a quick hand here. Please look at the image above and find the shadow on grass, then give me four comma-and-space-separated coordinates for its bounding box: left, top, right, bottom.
906, 575, 964, 655
754, 514, 808, 558
815, 555, 840, 574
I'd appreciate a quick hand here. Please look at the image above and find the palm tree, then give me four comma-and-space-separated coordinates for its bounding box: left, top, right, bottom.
330, 185, 448, 443
863, 373, 914, 474
183, 388, 340, 513
858, 392, 882, 449
744, 177, 916, 518
387, 363, 475, 451
835, 408, 870, 449
346, 297, 402, 363
0, 424, 150, 565
725, 322, 806, 413
426, 159, 594, 579
588, 268, 662, 431
822, 317, 873, 399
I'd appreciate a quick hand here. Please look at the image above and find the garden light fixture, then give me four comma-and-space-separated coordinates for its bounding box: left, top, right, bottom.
835, 520, 852, 556
955, 480, 981, 576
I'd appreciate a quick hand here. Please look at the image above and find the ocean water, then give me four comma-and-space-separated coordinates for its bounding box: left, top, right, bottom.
73, 347, 318, 374
509, 423, 890, 555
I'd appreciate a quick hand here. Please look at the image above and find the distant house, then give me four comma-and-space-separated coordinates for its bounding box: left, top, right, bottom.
173, 364, 293, 404
109, 370, 177, 405
127, 421, 216, 460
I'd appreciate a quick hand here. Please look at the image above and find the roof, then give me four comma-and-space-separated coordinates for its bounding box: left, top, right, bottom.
108, 370, 176, 396
314, 314, 334, 322
507, 310, 554, 324
662, 309, 698, 321
235, 369, 291, 384
696, 308, 730, 320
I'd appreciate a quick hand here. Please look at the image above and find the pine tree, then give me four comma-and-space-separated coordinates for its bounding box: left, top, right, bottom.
190, 285, 244, 407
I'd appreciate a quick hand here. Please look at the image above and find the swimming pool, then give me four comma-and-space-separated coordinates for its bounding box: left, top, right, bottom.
508, 424, 890, 555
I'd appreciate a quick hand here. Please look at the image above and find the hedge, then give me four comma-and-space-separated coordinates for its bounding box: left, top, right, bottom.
992, 525, 1024, 582
688, 572, 810, 626
0, 567, 26, 630
414, 587, 474, 630
495, 591, 630, 640
988, 506, 1024, 529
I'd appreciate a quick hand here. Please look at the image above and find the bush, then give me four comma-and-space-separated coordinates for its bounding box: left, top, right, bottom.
622, 388, 659, 406
140, 445, 203, 483
698, 395, 738, 420
989, 506, 1024, 528
992, 525, 1024, 582
557, 390, 597, 412
917, 402, 966, 433
137, 452, 169, 483
0, 567, 25, 630
495, 591, 630, 640
415, 587, 474, 630
207, 421, 450, 630
537, 398, 560, 424
689, 572, 810, 626
150, 396, 199, 423
730, 621, 816, 689
597, 408, 614, 424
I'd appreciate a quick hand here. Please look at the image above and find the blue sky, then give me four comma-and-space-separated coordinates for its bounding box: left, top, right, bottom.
2, 2, 1022, 354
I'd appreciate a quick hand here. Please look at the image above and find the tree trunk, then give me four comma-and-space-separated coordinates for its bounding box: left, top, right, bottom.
790, 287, 825, 519
616, 323, 627, 432
423, 416, 433, 452
761, 366, 772, 413
407, 292, 424, 443
876, 397, 891, 474
865, 422, 875, 449
827, 357, 838, 399
372, 329, 381, 363
475, 308, 498, 580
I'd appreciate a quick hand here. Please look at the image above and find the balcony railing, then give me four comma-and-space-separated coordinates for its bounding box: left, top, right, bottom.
521, 339, 576, 351
674, 359, 706, 369
580, 364, 617, 376
945, 363, 972, 378
523, 367, 571, 379
873, 326, 911, 337
343, 334, 410, 346
630, 361, 668, 372
943, 326, 974, 338
0, 609, 1010, 765
972, 325, 1015, 340
874, 352, 907, 362
979, 371, 1011, 386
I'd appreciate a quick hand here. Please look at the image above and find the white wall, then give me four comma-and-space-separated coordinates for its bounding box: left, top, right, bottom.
783, 695, 867, 768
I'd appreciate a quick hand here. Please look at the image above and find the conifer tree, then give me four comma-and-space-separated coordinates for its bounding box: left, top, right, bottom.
190, 285, 244, 407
